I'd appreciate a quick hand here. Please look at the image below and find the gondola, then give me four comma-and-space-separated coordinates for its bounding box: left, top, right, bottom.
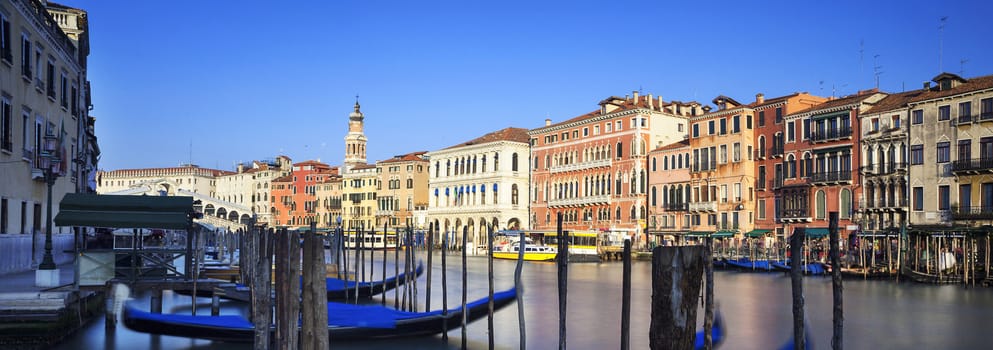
691, 310, 726, 350
124, 287, 517, 342
770, 261, 827, 275
181, 262, 424, 302
724, 257, 780, 272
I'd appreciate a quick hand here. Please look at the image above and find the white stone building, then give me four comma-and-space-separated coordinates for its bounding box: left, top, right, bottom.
426, 127, 531, 249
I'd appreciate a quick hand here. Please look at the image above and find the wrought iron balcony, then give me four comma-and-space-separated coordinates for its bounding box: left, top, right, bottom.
771, 177, 784, 190
779, 208, 810, 219
951, 205, 993, 220
754, 149, 766, 160
956, 114, 973, 124
770, 145, 784, 158
691, 161, 718, 173
861, 162, 908, 176
810, 171, 852, 185
951, 158, 993, 174
664, 203, 689, 211
980, 111, 993, 121
809, 126, 853, 143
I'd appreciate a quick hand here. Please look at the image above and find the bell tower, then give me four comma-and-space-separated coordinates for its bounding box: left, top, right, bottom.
344, 98, 367, 171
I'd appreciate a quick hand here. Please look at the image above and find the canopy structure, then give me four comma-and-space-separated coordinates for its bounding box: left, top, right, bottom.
802, 228, 829, 238
54, 193, 195, 229
745, 229, 772, 238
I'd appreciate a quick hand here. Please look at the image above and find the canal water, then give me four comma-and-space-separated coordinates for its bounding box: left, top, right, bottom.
53, 253, 993, 349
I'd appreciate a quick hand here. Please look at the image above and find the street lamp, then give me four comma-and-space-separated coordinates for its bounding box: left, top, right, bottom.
36, 132, 62, 287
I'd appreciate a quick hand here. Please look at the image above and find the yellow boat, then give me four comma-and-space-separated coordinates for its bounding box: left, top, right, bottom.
491, 239, 557, 262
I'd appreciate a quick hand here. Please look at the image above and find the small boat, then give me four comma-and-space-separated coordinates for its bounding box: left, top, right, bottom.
184, 262, 424, 302
724, 258, 781, 272
491, 237, 557, 262
691, 311, 726, 350
770, 261, 827, 275
123, 287, 518, 342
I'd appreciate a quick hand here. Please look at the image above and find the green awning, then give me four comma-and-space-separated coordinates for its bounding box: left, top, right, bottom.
803, 228, 830, 238
746, 229, 772, 238
685, 231, 712, 237
54, 193, 195, 230
711, 230, 735, 238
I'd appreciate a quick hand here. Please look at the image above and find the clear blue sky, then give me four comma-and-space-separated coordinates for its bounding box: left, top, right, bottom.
59, 0, 993, 171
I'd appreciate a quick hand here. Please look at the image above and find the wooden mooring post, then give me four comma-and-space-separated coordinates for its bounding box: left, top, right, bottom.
790, 227, 806, 350
441, 227, 449, 343
829, 212, 843, 350
649, 245, 706, 350
621, 238, 631, 350
274, 227, 301, 350
704, 236, 715, 350
556, 213, 568, 350
250, 227, 274, 349
302, 222, 329, 349
461, 226, 469, 350
516, 230, 527, 350
487, 224, 495, 350
426, 222, 434, 311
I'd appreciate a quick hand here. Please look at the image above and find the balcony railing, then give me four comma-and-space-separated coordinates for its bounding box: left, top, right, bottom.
689, 201, 718, 212
980, 111, 993, 121
548, 194, 610, 208
664, 203, 689, 211
691, 161, 718, 173
754, 149, 766, 160
861, 162, 908, 176
771, 177, 784, 189
810, 171, 852, 184
756, 179, 765, 190
779, 208, 809, 219
951, 205, 993, 220
951, 158, 993, 173
957, 114, 973, 124
770, 145, 784, 158
809, 126, 853, 143
862, 197, 909, 210
548, 158, 612, 173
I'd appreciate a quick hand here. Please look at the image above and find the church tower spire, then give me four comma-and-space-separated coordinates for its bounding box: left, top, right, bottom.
344, 97, 367, 171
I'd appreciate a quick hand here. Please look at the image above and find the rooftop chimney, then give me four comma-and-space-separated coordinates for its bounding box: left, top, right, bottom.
647, 94, 654, 110
545, 118, 552, 127
923, 81, 931, 90
755, 93, 765, 104
632, 91, 639, 103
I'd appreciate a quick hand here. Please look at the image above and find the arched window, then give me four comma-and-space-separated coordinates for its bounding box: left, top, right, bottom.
651, 186, 657, 207
512, 153, 519, 172
840, 189, 851, 219
758, 136, 766, 158
616, 142, 624, 158
816, 190, 826, 219
663, 156, 668, 170
616, 206, 622, 221
511, 184, 519, 205
786, 154, 796, 178
533, 156, 539, 169
802, 153, 812, 178
494, 153, 500, 171
653, 157, 658, 172
446, 160, 451, 176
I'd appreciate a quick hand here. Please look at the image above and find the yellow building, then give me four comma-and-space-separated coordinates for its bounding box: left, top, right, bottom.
375, 151, 429, 229
688, 96, 757, 238
342, 164, 378, 229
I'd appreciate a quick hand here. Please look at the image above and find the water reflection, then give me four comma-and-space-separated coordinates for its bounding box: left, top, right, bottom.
53, 255, 993, 349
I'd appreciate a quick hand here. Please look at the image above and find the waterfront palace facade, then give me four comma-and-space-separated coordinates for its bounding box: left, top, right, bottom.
88, 72, 993, 251
0, 0, 98, 273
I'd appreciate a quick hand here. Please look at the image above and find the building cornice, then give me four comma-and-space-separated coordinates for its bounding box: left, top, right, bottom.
691, 107, 752, 121
529, 108, 667, 135
907, 87, 993, 107
11, 0, 83, 72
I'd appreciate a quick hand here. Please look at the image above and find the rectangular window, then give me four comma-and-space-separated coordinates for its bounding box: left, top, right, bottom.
606, 122, 612, 132
60, 73, 68, 108
938, 105, 950, 121
720, 184, 727, 203
0, 198, 6, 234
733, 183, 741, 202
46, 60, 55, 98
959, 101, 972, 122
937, 141, 950, 163
0, 14, 10, 63
732, 143, 741, 162
775, 107, 783, 124
871, 118, 879, 132
802, 119, 810, 140
692, 123, 699, 138
719, 118, 727, 135
958, 139, 972, 162
938, 185, 950, 211
910, 144, 924, 165
892, 115, 901, 129
911, 109, 923, 124
616, 120, 622, 131
20, 34, 30, 79
678, 124, 684, 132
787, 122, 795, 142
758, 111, 766, 126
583, 127, 588, 137
719, 144, 727, 164
913, 187, 924, 211
982, 98, 993, 120
593, 125, 600, 135
1, 96, 11, 152
757, 199, 766, 219
732, 115, 740, 133
708, 120, 715, 135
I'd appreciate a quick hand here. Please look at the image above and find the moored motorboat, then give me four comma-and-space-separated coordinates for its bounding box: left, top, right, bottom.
490, 237, 557, 262
123, 287, 518, 342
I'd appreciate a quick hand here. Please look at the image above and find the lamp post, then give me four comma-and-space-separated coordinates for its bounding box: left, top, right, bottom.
36, 132, 62, 287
